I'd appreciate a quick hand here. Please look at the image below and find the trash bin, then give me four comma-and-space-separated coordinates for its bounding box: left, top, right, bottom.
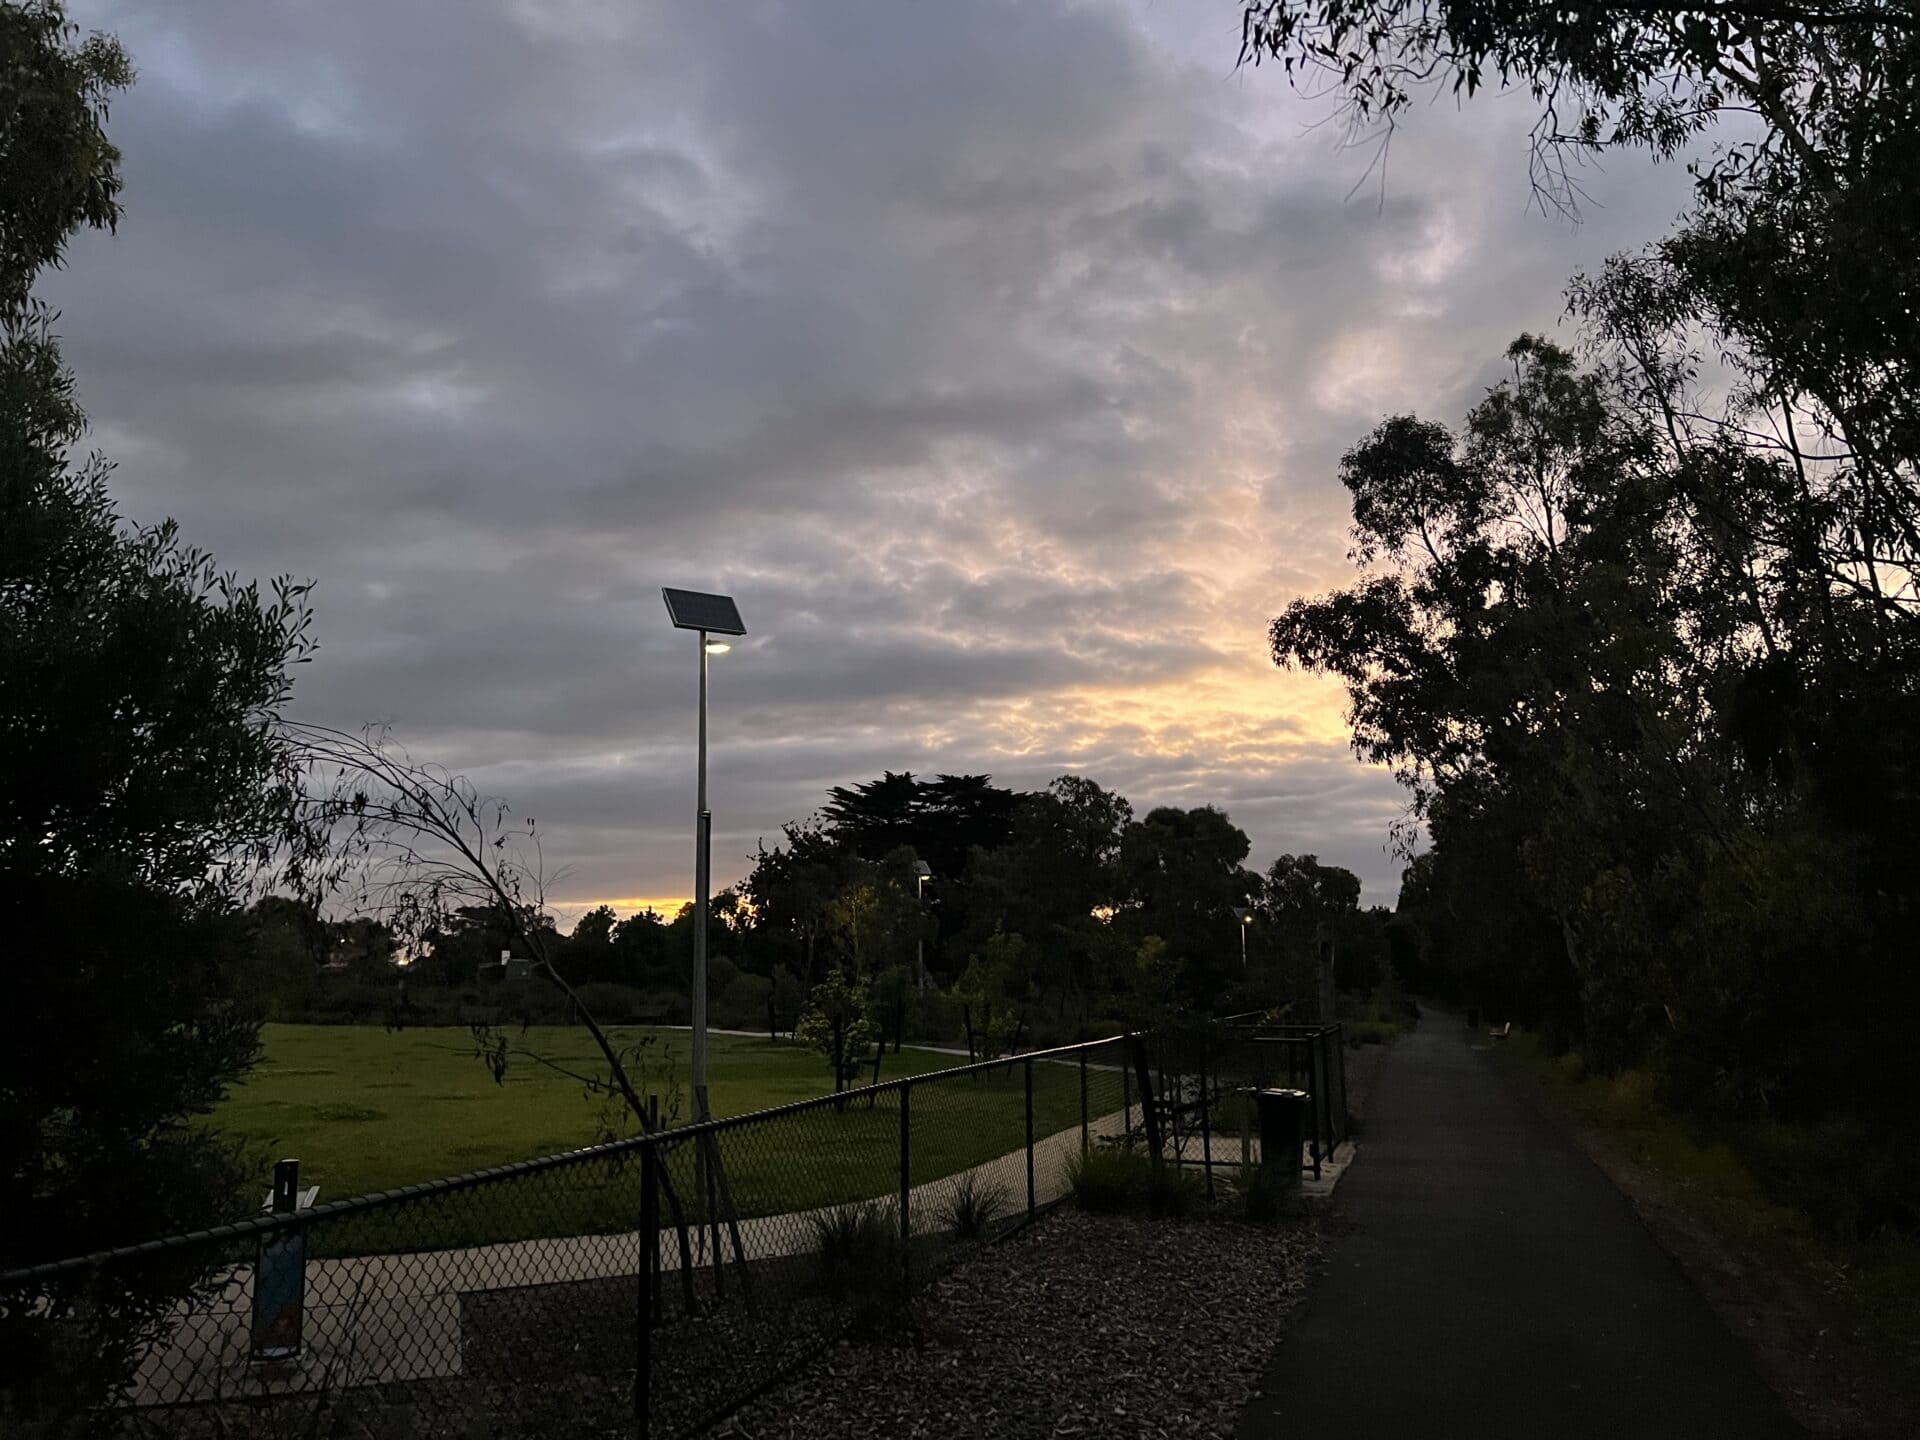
1255, 1088, 1307, 1189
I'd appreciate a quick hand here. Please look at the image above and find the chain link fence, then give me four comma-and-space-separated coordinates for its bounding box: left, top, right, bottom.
0, 1024, 1343, 1438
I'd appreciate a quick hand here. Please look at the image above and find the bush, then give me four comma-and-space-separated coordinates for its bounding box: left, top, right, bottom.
905, 988, 961, 1045
711, 973, 771, 1031
810, 1202, 902, 1295
937, 1171, 1007, 1239
571, 982, 663, 1024
1235, 1160, 1296, 1222
1066, 1138, 1204, 1217
1067, 1140, 1149, 1212
1737, 1113, 1920, 1242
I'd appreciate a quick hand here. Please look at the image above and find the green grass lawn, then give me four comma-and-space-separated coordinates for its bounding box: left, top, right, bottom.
213, 1025, 1111, 1250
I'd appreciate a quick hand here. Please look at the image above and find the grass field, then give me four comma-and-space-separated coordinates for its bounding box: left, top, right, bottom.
212, 1025, 1114, 1249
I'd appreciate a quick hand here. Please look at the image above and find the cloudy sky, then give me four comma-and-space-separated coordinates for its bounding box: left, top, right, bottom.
54, 1, 1697, 916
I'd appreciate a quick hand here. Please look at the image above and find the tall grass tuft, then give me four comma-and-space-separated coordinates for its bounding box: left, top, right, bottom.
938, 1171, 1007, 1239
809, 1201, 901, 1295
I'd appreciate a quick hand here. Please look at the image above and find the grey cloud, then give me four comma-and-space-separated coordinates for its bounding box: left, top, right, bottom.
56, 0, 1700, 906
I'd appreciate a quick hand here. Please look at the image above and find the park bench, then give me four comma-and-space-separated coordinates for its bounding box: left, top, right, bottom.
1489, 1021, 1511, 1040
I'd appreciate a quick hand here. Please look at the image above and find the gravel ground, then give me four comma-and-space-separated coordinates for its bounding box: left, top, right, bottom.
714, 1207, 1320, 1440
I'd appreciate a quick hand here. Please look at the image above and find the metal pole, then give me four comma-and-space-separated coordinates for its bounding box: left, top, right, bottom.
1239, 920, 1247, 971
899, 1082, 912, 1291
915, 874, 926, 995
1078, 1050, 1089, 1153
1023, 1057, 1036, 1217
637, 1141, 658, 1434
1199, 1038, 1215, 1200
692, 630, 711, 1120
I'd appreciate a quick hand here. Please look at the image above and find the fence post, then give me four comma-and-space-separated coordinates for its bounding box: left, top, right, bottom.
1023, 1056, 1036, 1217
645, 1096, 664, 1322
899, 1081, 912, 1293
1078, 1049, 1089, 1153
637, 1140, 658, 1437
1332, 1023, 1349, 1151
1309, 1032, 1327, 1180
1198, 1034, 1215, 1201
1128, 1033, 1162, 1161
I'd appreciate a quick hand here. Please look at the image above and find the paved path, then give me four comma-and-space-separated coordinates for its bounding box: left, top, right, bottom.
1237, 1025, 1803, 1440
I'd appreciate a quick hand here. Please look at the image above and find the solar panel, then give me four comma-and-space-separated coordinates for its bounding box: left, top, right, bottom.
661, 587, 747, 636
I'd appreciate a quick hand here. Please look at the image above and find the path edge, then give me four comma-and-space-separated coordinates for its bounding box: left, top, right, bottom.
1485, 1040, 1908, 1440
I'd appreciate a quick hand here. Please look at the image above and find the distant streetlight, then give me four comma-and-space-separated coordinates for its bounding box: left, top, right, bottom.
662, 587, 747, 1122
1232, 907, 1253, 971
914, 860, 934, 993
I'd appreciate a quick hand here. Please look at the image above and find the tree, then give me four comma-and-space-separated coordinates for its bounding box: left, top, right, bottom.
821, 770, 923, 859
955, 932, 1038, 1062
1273, 333, 1920, 1164
1264, 854, 1361, 924
1117, 805, 1259, 1006
235, 894, 327, 1012
963, 775, 1133, 1019
742, 819, 854, 983
795, 968, 878, 1093
1262, 853, 1364, 1017
298, 726, 737, 1301
1, 11, 325, 1413
1237, 2, 1919, 209
1, 2, 318, 1290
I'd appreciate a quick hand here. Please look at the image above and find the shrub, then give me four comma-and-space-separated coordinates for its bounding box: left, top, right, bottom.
938, 1171, 1007, 1240
1738, 1113, 1920, 1242
1067, 1138, 1203, 1216
1235, 1160, 1295, 1222
571, 982, 658, 1024
810, 1202, 901, 1295
711, 973, 771, 1031
905, 988, 960, 1045
1067, 1141, 1150, 1213
1146, 1157, 1205, 1218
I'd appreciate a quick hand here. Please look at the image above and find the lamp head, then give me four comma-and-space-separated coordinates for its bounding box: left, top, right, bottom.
704, 639, 732, 654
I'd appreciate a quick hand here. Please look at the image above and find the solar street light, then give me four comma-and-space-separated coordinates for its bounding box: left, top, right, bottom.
662, 587, 746, 1120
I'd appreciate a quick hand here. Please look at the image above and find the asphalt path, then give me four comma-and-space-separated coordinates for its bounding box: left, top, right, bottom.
1237, 1024, 1804, 1439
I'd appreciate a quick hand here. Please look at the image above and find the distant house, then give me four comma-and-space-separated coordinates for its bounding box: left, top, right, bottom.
478, 949, 533, 984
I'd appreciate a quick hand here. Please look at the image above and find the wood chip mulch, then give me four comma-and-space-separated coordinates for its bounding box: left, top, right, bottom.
714, 1207, 1320, 1440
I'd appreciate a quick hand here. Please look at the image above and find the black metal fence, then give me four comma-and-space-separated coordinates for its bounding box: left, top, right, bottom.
0, 1022, 1346, 1438
1132, 1018, 1349, 1192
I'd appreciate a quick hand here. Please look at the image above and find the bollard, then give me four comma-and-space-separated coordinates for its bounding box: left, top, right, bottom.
251, 1158, 308, 1364
1254, 1090, 1307, 1194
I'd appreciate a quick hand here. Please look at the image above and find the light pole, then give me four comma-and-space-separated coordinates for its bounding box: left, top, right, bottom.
662, 587, 747, 1122
1232, 907, 1252, 971
913, 860, 933, 994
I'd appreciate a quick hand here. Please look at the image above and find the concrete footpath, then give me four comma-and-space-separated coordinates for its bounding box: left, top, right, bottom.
1237, 1024, 1804, 1439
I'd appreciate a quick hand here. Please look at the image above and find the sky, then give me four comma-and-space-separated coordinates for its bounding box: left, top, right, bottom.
52, 1, 1700, 917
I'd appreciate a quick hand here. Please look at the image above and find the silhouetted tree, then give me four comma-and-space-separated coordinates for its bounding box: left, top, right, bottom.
1, 5, 318, 1284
